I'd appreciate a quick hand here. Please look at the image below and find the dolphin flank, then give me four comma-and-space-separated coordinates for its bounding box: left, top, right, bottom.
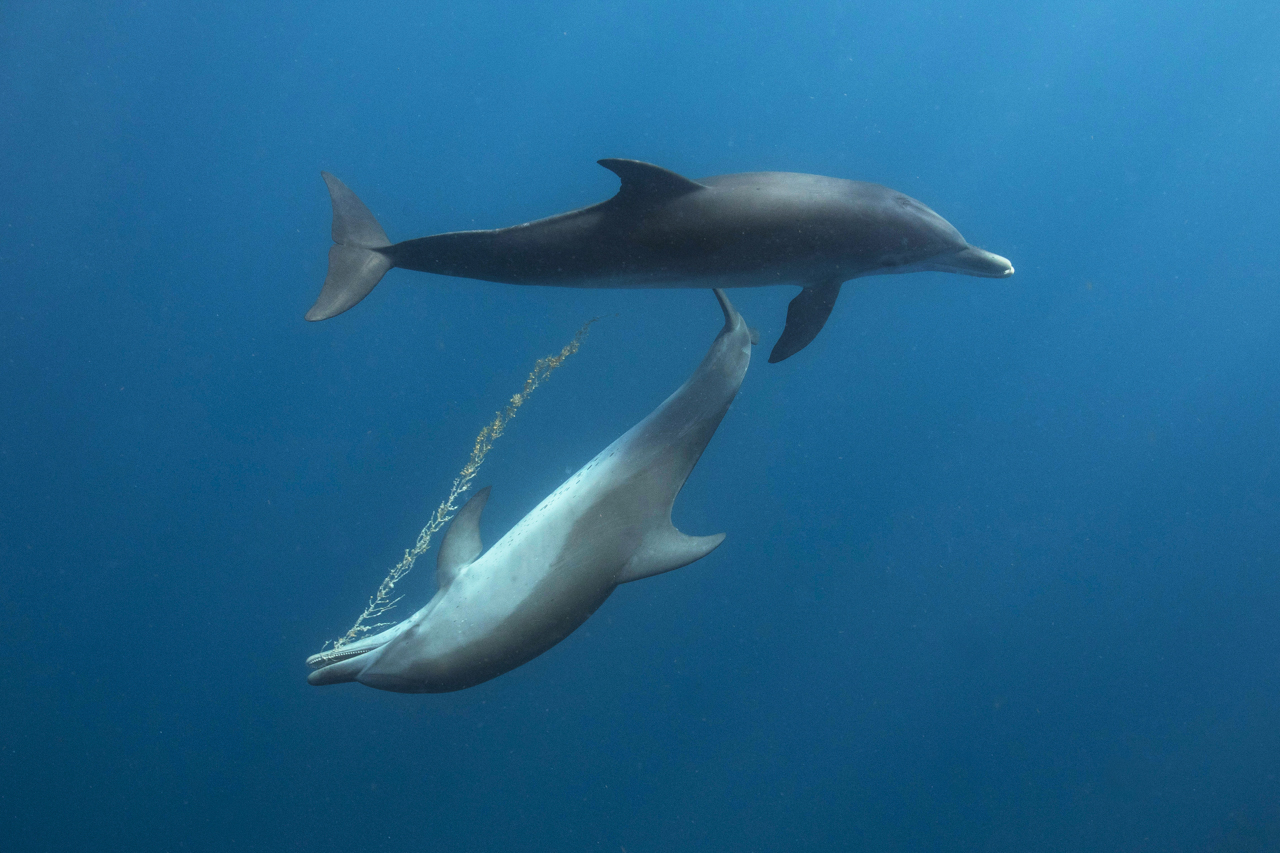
306, 159, 1013, 362
305, 289, 753, 693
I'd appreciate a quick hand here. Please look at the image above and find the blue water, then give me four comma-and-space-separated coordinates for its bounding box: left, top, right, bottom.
3, 2, 1279, 850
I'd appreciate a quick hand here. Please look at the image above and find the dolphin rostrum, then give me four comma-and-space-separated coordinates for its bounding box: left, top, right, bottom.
305, 289, 753, 693
306, 159, 1013, 362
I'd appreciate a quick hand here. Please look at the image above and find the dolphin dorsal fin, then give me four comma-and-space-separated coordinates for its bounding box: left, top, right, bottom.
437, 487, 491, 588
616, 526, 726, 584
598, 159, 706, 207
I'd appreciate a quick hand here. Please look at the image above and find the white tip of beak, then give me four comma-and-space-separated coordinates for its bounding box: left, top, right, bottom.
942, 247, 1014, 278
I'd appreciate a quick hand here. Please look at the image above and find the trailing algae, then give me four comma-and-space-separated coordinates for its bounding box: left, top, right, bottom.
318, 319, 596, 656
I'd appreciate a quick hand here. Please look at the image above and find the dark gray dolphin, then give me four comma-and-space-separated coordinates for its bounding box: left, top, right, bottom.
306, 289, 752, 693
307, 159, 1013, 362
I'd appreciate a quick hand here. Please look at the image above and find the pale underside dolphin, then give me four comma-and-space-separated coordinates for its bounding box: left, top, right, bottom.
306, 289, 753, 693
306, 159, 1014, 362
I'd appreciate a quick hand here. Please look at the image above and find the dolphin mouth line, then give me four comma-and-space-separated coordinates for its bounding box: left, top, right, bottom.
305, 642, 384, 670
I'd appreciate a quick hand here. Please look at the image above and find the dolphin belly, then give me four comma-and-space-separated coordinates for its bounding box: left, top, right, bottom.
357, 569, 619, 693
351, 465, 641, 693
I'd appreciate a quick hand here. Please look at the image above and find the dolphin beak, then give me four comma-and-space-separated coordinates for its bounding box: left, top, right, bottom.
306, 647, 381, 686
929, 246, 1014, 278
305, 623, 407, 687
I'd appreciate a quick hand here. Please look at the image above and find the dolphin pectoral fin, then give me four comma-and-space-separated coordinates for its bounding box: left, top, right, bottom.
768, 280, 844, 363
306, 173, 394, 321
598, 159, 707, 208
617, 528, 726, 584
437, 487, 491, 588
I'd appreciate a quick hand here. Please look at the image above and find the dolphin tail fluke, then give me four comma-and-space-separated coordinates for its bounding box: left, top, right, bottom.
305, 173, 394, 321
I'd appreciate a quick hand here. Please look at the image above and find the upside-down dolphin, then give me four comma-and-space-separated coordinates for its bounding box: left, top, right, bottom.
306, 289, 752, 693
306, 159, 1012, 362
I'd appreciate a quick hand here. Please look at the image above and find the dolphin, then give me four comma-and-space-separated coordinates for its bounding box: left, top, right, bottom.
306, 289, 753, 693
306, 159, 1014, 362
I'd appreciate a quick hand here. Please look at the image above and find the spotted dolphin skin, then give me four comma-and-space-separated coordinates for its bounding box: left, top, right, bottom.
306, 289, 752, 693
307, 159, 1013, 362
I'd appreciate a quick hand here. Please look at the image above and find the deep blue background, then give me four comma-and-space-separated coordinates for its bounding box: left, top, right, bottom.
3, 2, 1279, 851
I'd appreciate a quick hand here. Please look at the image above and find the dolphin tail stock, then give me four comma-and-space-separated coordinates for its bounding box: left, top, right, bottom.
712, 287, 737, 328
613, 289, 746, 586
712, 287, 759, 344
305, 172, 394, 321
